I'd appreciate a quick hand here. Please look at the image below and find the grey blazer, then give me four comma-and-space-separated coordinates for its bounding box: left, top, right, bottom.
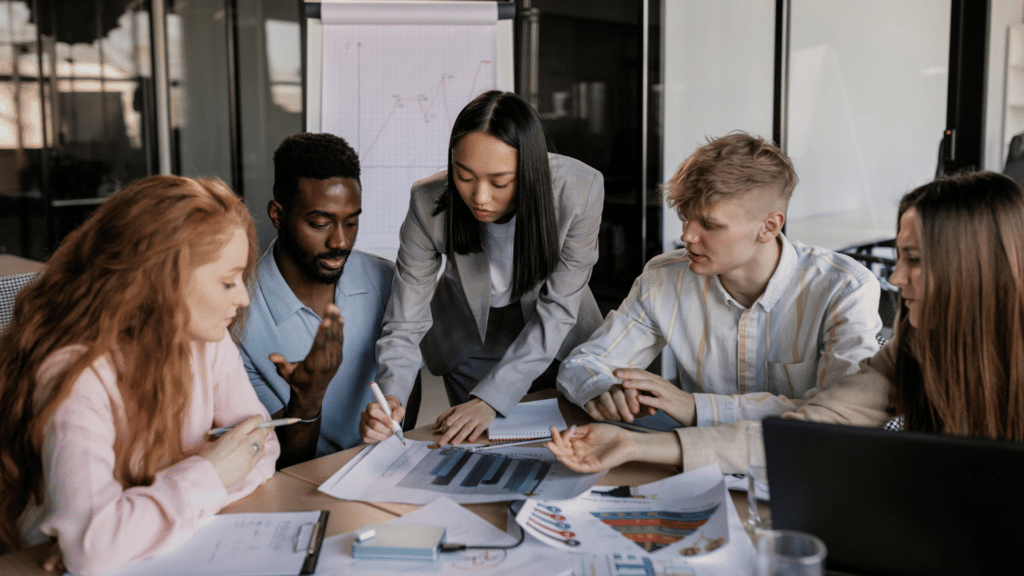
375, 153, 604, 416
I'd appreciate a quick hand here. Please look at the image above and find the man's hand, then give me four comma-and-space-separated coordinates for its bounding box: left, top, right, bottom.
360, 396, 406, 443
433, 398, 496, 446
270, 304, 344, 418
617, 367, 697, 426
545, 423, 638, 473
268, 304, 343, 468
583, 383, 655, 423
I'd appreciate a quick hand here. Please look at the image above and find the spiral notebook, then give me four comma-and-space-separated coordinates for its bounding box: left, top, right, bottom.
488, 398, 567, 442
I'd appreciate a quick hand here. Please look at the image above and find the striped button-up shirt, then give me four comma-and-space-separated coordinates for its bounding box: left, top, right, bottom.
557, 234, 882, 426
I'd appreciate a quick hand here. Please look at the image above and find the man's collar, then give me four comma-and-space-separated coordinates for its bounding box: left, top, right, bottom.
756, 233, 796, 311
258, 241, 305, 325
258, 240, 370, 325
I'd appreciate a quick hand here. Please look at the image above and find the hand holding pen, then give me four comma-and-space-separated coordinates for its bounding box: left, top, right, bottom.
360, 382, 407, 444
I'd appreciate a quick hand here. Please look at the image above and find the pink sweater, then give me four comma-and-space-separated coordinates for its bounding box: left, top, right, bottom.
17, 334, 280, 576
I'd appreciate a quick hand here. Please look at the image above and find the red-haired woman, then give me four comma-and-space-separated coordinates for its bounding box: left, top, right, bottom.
0, 176, 283, 575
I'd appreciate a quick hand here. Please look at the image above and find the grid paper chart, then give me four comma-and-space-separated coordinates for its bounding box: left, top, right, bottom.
321, 23, 497, 254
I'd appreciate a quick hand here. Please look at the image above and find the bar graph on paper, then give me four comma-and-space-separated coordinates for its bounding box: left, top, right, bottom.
397, 447, 554, 497
317, 438, 604, 505
321, 24, 497, 254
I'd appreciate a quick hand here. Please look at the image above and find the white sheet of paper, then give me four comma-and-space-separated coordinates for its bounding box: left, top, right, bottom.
311, 496, 575, 576
98, 511, 322, 576
318, 436, 604, 505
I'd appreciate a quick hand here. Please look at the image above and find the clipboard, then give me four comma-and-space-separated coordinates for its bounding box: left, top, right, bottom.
300, 510, 330, 574
103, 510, 332, 576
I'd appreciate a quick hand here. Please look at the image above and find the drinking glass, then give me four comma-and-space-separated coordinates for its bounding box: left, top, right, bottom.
755, 529, 827, 576
747, 420, 771, 531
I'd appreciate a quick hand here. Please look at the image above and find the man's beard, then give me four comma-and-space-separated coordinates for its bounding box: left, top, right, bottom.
278, 223, 351, 285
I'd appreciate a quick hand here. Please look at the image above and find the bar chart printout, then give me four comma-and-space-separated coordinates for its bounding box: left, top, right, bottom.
317, 437, 604, 505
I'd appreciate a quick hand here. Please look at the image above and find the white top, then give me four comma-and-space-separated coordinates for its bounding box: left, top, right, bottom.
484, 215, 516, 308
557, 233, 883, 426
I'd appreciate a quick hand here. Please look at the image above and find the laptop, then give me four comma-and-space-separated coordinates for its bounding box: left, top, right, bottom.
762, 417, 1024, 576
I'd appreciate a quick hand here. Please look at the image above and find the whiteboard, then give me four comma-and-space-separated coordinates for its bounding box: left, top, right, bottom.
305, 1, 515, 261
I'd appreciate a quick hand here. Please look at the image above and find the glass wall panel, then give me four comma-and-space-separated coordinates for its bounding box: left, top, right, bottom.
0, 0, 42, 257
0, 0, 152, 260
165, 0, 232, 182
526, 0, 659, 311
236, 0, 302, 251
784, 0, 951, 250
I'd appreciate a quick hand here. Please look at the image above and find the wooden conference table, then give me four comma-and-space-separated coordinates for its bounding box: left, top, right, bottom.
0, 395, 757, 574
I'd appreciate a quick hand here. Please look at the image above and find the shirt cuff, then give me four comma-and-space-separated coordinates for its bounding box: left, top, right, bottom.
165, 455, 230, 519
692, 393, 738, 427
675, 424, 748, 475
470, 388, 515, 418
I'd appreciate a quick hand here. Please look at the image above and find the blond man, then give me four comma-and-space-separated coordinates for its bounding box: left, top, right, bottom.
557, 132, 882, 427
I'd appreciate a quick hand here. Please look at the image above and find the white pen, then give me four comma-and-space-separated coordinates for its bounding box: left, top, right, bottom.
208, 417, 300, 437
369, 381, 406, 445
470, 425, 576, 452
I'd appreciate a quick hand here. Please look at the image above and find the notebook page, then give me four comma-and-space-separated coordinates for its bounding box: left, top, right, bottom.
489, 398, 567, 441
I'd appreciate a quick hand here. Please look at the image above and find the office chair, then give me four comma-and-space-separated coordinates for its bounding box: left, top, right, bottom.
0, 271, 39, 333
1004, 131, 1024, 187
839, 240, 898, 339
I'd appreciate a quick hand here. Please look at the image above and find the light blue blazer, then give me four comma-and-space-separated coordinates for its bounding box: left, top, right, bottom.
375, 153, 605, 416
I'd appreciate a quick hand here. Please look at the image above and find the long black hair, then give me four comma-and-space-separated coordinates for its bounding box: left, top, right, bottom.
434, 90, 559, 302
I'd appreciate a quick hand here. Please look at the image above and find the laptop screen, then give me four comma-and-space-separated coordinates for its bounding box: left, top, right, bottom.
762, 417, 1024, 576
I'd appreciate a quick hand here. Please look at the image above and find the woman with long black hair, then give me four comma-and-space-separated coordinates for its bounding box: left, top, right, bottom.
361, 90, 604, 446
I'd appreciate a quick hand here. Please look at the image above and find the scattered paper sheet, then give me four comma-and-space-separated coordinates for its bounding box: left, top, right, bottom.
319, 436, 605, 504
568, 490, 756, 576
517, 465, 729, 558
311, 496, 575, 576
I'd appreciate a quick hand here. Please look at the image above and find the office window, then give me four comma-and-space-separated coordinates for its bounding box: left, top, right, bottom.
784, 0, 951, 251
521, 0, 662, 312
0, 0, 154, 260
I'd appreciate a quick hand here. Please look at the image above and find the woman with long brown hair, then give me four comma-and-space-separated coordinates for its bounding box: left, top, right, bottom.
547, 171, 1024, 473
0, 175, 280, 574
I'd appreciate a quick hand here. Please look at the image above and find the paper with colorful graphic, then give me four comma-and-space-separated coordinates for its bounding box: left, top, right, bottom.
515, 465, 729, 558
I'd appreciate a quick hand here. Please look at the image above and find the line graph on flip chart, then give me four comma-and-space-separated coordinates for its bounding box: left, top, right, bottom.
319, 4, 500, 257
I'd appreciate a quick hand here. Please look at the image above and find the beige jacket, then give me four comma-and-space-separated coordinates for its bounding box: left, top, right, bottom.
676, 340, 897, 474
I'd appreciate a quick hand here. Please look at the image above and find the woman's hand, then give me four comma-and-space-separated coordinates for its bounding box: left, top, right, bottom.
433, 398, 496, 446
545, 423, 639, 473
617, 368, 697, 426
198, 415, 272, 488
41, 541, 65, 572
359, 397, 406, 443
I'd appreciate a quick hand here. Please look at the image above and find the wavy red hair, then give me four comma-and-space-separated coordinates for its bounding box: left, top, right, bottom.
0, 175, 256, 552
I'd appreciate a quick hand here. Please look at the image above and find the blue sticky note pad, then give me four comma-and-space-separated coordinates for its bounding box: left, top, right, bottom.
351, 524, 446, 561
